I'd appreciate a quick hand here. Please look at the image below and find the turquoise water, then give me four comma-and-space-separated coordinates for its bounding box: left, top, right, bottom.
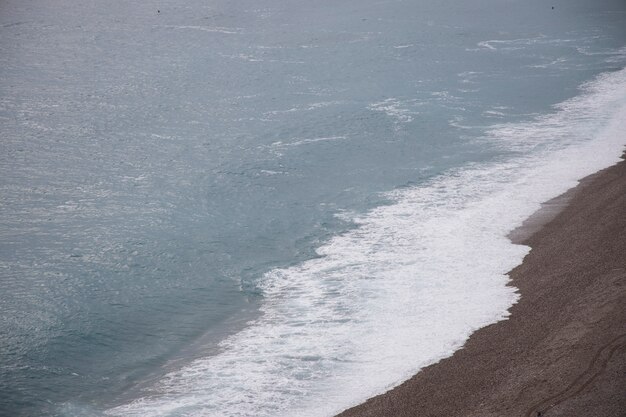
1, 0, 625, 416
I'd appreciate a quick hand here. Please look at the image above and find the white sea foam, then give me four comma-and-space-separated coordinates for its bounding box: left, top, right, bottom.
482, 110, 507, 118
368, 98, 420, 124
163, 25, 243, 35
264, 101, 344, 117
471, 35, 575, 52
107, 68, 626, 417
575, 45, 626, 63
527, 56, 569, 69
486, 68, 626, 152
271, 136, 348, 148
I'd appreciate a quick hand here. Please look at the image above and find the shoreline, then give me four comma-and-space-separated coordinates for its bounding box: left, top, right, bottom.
337, 153, 626, 417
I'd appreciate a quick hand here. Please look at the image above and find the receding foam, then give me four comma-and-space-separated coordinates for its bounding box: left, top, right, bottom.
106, 68, 626, 417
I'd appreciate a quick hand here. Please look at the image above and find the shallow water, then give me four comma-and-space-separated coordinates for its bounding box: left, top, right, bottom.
1, 0, 625, 416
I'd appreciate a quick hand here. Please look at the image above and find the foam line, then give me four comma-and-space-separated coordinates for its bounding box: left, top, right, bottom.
107, 68, 626, 417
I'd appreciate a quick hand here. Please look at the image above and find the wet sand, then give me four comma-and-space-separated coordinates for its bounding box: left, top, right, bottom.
337, 154, 626, 417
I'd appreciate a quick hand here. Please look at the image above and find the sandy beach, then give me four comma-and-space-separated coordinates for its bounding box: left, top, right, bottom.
337, 153, 626, 417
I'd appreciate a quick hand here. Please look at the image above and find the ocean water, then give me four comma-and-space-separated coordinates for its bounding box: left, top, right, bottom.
1, 0, 625, 416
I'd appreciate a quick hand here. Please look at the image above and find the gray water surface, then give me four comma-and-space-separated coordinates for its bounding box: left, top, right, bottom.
1, 0, 625, 415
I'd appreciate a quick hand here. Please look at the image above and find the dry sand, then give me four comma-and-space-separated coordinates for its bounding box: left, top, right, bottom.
337, 155, 626, 417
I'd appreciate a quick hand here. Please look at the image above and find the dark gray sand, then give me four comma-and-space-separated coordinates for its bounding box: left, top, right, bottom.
338, 155, 626, 417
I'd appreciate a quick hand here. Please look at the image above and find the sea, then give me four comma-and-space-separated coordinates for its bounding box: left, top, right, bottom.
1, 0, 625, 416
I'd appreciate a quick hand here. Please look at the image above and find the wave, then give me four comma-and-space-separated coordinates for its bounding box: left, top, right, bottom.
105, 67, 626, 417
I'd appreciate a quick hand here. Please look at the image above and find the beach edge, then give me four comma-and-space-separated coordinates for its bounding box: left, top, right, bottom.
336, 152, 626, 417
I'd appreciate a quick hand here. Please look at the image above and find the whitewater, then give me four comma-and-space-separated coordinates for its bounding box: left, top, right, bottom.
2, 0, 626, 416
105, 69, 626, 417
